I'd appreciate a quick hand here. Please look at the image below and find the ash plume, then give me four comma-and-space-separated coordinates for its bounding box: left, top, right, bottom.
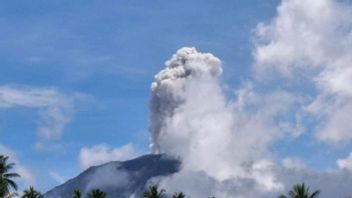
149, 47, 222, 154
148, 47, 290, 197
147, 46, 352, 198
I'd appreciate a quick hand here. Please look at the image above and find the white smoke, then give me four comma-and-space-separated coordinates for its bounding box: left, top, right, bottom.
147, 0, 352, 197
148, 47, 304, 197
84, 164, 130, 194
149, 46, 352, 198
149, 47, 222, 154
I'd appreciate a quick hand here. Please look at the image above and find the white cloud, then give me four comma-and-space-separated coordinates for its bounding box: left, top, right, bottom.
253, 0, 352, 144
84, 164, 130, 194
0, 144, 36, 188
79, 143, 138, 170
281, 157, 306, 171
254, 0, 351, 76
49, 172, 66, 184
0, 84, 85, 147
307, 95, 352, 144
34, 142, 66, 152
337, 153, 352, 171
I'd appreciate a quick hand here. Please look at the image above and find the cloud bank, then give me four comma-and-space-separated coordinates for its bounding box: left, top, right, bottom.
254, 0, 352, 145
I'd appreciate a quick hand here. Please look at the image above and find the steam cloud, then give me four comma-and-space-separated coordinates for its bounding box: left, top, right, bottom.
149, 47, 292, 197
150, 47, 222, 154
148, 45, 352, 197
74, 0, 352, 197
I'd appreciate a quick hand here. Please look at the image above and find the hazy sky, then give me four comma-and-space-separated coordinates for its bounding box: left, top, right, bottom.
2, 0, 352, 196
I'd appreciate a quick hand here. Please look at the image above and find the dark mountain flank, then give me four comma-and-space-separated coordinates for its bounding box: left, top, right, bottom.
45, 154, 181, 198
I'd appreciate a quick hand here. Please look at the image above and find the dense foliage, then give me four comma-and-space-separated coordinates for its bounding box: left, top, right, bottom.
21, 186, 43, 198
0, 155, 20, 198
279, 183, 320, 198
87, 189, 107, 198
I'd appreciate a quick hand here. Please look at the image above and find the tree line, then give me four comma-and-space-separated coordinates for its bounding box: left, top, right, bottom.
0, 154, 336, 198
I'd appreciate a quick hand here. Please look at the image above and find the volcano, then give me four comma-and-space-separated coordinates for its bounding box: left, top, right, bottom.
44, 154, 181, 198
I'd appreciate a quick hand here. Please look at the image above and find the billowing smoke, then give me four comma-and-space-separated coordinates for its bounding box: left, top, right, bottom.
148, 46, 352, 198
148, 47, 296, 197
150, 47, 222, 154
147, 0, 352, 197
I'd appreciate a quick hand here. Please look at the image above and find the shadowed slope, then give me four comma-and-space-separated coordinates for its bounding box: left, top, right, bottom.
45, 154, 181, 198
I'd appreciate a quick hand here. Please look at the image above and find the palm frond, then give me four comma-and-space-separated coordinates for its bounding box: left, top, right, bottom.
4, 173, 20, 178
4, 179, 18, 191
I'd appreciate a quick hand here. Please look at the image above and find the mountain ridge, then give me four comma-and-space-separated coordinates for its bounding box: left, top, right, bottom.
44, 154, 181, 198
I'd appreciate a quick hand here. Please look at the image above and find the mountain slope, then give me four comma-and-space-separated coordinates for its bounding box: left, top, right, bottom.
44, 154, 181, 198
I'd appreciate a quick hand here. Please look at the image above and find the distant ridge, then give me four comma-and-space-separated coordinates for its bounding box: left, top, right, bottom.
44, 154, 181, 198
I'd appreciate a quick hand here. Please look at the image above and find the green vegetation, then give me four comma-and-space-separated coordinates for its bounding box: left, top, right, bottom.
87, 189, 107, 198
172, 192, 186, 198
0, 155, 20, 198
143, 185, 166, 198
72, 189, 82, 198
21, 186, 43, 198
279, 183, 320, 198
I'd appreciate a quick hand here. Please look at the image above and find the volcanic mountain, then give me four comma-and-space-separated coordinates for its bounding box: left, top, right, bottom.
44, 154, 181, 198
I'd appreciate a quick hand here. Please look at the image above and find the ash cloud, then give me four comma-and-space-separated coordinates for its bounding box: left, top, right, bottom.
149, 47, 222, 154
148, 44, 352, 197
148, 47, 300, 197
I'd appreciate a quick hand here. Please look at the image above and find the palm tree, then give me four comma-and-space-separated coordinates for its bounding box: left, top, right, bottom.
279, 183, 320, 198
21, 186, 43, 198
172, 192, 186, 198
143, 185, 165, 198
0, 155, 20, 197
87, 189, 106, 198
72, 189, 82, 198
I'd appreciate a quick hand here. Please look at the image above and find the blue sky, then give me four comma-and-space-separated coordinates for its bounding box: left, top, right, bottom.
2, 0, 352, 195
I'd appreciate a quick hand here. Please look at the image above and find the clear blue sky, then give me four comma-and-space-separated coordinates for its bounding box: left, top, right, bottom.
2, 0, 352, 193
